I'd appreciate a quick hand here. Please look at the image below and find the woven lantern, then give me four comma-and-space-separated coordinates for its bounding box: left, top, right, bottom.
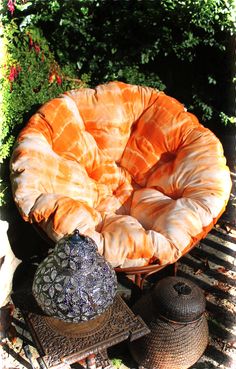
130, 276, 209, 369
32, 229, 117, 322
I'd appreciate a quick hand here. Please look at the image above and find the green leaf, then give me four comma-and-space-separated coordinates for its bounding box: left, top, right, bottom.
15, 2, 33, 12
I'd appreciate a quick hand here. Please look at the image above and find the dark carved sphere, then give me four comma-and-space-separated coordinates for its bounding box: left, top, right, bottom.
32, 229, 117, 322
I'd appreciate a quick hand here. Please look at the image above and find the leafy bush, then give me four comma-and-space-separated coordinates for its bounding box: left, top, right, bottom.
0, 20, 85, 163
0, 3, 87, 204
5, 0, 234, 127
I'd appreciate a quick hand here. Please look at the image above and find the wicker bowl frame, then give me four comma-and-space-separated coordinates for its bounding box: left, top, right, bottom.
33, 224, 173, 289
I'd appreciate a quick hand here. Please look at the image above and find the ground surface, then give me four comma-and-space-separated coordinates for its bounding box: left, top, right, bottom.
1, 176, 235, 369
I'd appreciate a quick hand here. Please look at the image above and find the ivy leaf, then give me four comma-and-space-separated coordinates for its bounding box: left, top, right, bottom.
15, 2, 33, 12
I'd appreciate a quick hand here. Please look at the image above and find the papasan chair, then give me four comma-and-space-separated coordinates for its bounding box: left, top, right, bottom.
10, 81, 231, 280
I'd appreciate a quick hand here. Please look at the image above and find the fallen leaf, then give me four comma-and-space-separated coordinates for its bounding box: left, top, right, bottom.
194, 268, 203, 275
215, 281, 231, 292
226, 341, 236, 349
217, 267, 229, 274
204, 291, 211, 299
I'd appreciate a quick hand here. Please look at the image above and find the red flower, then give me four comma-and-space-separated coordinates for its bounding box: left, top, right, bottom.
29, 36, 34, 47
56, 75, 62, 85
48, 73, 56, 84
7, 0, 15, 16
34, 44, 41, 54
8, 66, 18, 82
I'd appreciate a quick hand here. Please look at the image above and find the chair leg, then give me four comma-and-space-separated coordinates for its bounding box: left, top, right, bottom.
173, 261, 178, 276
134, 273, 142, 288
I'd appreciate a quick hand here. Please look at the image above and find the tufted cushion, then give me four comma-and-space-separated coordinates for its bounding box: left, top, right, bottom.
10, 82, 231, 268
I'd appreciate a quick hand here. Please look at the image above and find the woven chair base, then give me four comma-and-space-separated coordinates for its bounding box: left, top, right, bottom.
33, 224, 177, 289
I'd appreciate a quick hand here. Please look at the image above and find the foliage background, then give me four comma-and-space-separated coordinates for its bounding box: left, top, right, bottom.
0, 0, 235, 206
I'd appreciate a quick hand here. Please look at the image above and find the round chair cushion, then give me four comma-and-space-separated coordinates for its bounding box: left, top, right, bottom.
10, 82, 231, 268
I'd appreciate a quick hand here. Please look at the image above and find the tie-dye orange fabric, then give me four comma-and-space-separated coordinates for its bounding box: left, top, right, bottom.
10, 82, 231, 267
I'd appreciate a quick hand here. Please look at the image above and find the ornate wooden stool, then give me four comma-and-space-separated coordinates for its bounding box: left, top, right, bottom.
13, 292, 149, 369
12, 229, 150, 369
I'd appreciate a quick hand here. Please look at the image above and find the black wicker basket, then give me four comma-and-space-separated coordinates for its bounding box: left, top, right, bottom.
129, 276, 209, 369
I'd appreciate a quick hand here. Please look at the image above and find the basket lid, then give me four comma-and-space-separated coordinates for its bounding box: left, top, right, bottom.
152, 276, 206, 323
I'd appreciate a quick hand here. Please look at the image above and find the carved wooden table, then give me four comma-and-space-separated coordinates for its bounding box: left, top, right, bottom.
13, 293, 149, 369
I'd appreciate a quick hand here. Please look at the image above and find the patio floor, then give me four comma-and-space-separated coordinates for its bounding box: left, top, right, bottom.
1, 176, 235, 369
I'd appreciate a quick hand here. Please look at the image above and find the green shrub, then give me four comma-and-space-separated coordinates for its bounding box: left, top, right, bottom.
4, 0, 233, 127
0, 20, 85, 163
0, 3, 88, 205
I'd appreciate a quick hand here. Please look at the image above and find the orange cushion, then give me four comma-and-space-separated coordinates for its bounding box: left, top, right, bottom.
10, 82, 231, 267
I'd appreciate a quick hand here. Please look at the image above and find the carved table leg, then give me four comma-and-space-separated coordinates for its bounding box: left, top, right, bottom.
76, 350, 112, 369
87, 354, 96, 369
95, 350, 113, 369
